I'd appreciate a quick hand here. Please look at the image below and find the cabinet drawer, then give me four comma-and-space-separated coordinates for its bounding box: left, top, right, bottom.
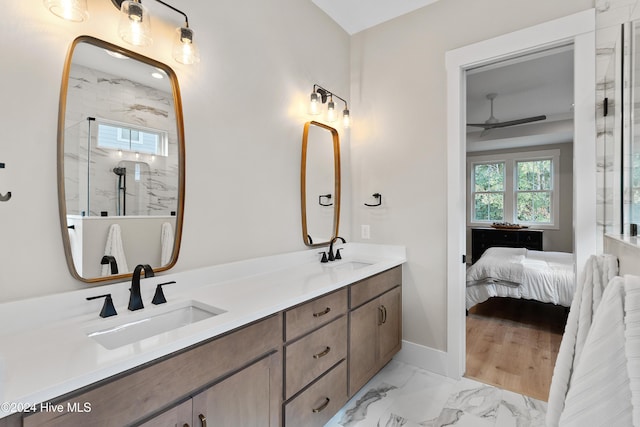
285, 316, 347, 399
284, 361, 348, 427
350, 266, 402, 309
493, 231, 519, 244
521, 232, 542, 247
285, 288, 347, 340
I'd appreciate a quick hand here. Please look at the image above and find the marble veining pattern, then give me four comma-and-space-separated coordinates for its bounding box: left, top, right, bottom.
64, 63, 179, 217
325, 361, 546, 427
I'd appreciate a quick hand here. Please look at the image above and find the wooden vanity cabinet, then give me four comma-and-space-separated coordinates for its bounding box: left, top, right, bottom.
0, 414, 21, 427
191, 352, 280, 427
283, 288, 349, 426
9, 264, 403, 427
22, 314, 282, 427
349, 267, 402, 395
138, 399, 192, 427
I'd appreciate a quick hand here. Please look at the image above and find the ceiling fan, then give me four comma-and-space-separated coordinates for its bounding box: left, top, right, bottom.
467, 93, 546, 133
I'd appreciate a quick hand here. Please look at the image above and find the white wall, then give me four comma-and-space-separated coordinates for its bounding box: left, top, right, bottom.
0, 0, 596, 362
0, 0, 351, 302
349, 0, 593, 351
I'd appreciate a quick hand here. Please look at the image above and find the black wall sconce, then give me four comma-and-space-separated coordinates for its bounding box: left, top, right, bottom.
43, 0, 200, 64
309, 84, 350, 128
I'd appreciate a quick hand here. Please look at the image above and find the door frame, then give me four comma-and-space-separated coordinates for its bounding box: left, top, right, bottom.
445, 9, 596, 378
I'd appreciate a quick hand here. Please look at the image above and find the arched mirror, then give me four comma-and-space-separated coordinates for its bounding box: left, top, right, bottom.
301, 121, 340, 247
58, 36, 185, 283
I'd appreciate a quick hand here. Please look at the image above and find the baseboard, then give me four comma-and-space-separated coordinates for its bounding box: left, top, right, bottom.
393, 340, 453, 378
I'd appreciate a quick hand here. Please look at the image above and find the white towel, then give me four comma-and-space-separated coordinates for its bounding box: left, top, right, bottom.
101, 224, 128, 276
546, 254, 618, 427
557, 274, 640, 427
160, 222, 174, 266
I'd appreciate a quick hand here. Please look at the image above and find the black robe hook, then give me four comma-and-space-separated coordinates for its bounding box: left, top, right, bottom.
0, 162, 11, 202
364, 193, 382, 207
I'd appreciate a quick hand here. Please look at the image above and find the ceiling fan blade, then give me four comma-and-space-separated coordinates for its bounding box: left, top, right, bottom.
467, 115, 546, 130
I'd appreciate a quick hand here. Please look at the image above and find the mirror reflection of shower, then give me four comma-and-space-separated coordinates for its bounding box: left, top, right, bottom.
113, 166, 127, 216
112, 161, 151, 216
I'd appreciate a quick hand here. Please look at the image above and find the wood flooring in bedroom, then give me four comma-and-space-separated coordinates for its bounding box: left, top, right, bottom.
465, 297, 568, 402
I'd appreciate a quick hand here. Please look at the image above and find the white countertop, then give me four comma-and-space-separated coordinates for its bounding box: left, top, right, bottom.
0, 243, 405, 418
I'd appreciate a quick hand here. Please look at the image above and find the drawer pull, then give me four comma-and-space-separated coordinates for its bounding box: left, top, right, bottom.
382, 305, 387, 324
313, 346, 331, 359
378, 306, 384, 325
312, 397, 331, 413
313, 307, 331, 317
199, 414, 207, 427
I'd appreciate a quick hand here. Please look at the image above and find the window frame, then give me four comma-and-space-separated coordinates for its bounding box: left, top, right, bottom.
95, 117, 169, 157
470, 161, 506, 223
467, 149, 560, 229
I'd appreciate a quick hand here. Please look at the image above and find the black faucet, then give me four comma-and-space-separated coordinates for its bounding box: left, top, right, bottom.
328, 236, 346, 261
128, 264, 154, 311
100, 255, 119, 275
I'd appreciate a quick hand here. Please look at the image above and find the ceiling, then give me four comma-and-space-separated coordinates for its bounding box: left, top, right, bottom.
311, 0, 440, 35
466, 46, 574, 152
312, 2, 575, 153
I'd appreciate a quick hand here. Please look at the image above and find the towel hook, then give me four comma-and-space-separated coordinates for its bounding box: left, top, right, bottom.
0, 163, 11, 202
364, 193, 382, 207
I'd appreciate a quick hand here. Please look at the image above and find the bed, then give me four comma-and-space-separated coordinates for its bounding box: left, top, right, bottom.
466, 246, 575, 310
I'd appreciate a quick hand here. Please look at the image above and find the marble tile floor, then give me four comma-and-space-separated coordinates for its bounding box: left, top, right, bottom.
324, 360, 546, 427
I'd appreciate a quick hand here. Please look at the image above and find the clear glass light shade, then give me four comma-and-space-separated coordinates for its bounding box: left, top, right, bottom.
173, 27, 200, 65
118, 0, 152, 47
309, 92, 320, 115
43, 0, 88, 22
342, 109, 350, 128
326, 100, 337, 122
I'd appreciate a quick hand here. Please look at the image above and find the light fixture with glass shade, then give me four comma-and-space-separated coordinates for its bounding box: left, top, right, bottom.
309, 84, 350, 128
43, 0, 89, 22
44, 0, 200, 65
118, 0, 151, 47
309, 92, 320, 115
173, 26, 200, 65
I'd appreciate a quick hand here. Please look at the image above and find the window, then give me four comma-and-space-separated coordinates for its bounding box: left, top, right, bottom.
472, 162, 505, 222
468, 150, 560, 228
516, 159, 552, 223
96, 119, 168, 156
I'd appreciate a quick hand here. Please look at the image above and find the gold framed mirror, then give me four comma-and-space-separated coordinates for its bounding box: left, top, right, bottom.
301, 121, 341, 247
58, 36, 185, 283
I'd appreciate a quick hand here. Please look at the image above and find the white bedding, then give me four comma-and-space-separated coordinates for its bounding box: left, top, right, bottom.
466, 247, 575, 310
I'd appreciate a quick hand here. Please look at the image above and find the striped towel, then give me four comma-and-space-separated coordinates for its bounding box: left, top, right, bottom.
546, 254, 618, 427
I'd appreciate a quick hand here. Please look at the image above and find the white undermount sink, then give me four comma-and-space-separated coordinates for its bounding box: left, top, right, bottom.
324, 261, 373, 271
87, 300, 226, 350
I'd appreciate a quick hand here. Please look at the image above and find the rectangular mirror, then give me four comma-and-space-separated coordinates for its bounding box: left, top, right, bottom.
300, 121, 340, 247
58, 36, 185, 283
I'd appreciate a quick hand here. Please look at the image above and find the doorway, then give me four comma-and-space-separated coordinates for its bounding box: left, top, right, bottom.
445, 10, 596, 380
463, 46, 575, 399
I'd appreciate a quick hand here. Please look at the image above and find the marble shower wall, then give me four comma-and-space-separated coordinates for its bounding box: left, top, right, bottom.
64, 63, 179, 217
596, 0, 640, 250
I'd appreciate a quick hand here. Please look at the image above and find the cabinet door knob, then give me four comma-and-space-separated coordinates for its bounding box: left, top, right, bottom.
312, 397, 330, 413
198, 414, 207, 427
313, 346, 331, 359
313, 307, 331, 317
